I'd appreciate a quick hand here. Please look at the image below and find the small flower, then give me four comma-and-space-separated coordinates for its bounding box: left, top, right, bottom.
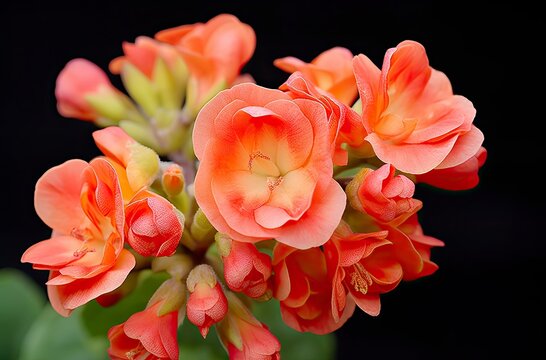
217, 292, 280, 360
216, 234, 272, 299
280, 72, 366, 166
193, 83, 346, 249
21, 158, 135, 316
346, 164, 422, 226
275, 47, 357, 105
417, 146, 487, 190
353, 40, 484, 174
272, 244, 354, 334
324, 222, 402, 318
107, 298, 180, 360
186, 264, 228, 338
55, 59, 129, 122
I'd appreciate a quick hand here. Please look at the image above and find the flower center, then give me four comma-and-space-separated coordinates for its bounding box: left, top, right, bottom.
248, 151, 283, 190
349, 262, 373, 295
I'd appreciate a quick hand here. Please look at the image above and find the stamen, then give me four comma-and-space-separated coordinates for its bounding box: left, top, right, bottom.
349, 262, 373, 295
267, 176, 283, 191
248, 151, 270, 171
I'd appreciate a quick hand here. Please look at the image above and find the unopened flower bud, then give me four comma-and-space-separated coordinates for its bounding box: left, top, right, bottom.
186, 264, 227, 338
216, 234, 272, 299
152, 253, 194, 281
162, 163, 185, 197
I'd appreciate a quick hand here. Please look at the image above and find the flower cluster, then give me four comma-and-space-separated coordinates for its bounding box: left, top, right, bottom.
22, 14, 485, 359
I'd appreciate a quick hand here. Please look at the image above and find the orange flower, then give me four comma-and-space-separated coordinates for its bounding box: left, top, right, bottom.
55, 59, 122, 121
193, 83, 346, 249
108, 300, 179, 360
218, 292, 280, 360
347, 164, 422, 225
185, 265, 228, 338
272, 244, 354, 334
156, 14, 255, 108
353, 40, 484, 174
217, 235, 272, 299
417, 146, 487, 190
280, 72, 366, 166
324, 222, 402, 318
275, 47, 357, 105
93, 127, 184, 257
21, 158, 135, 316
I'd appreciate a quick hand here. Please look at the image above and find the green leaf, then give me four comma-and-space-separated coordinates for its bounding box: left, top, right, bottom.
0, 269, 46, 360
178, 320, 226, 360
19, 307, 108, 360
253, 300, 336, 360
81, 270, 169, 337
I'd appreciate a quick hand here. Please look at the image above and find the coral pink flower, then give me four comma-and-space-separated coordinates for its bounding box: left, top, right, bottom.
193, 83, 346, 249
272, 244, 355, 334
324, 222, 402, 318
218, 293, 280, 360
347, 164, 422, 225
21, 158, 135, 316
186, 265, 228, 338
218, 236, 272, 299
353, 40, 484, 174
55, 59, 119, 121
417, 146, 487, 190
108, 301, 179, 360
280, 72, 366, 166
156, 14, 255, 105
275, 47, 357, 106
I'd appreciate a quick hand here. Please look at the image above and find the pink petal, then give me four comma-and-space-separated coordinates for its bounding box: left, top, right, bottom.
437, 125, 484, 169
21, 235, 83, 268
276, 179, 346, 249
34, 160, 88, 234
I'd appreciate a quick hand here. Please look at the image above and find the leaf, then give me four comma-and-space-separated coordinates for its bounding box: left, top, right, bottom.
81, 270, 169, 337
0, 268, 45, 360
19, 307, 108, 360
253, 300, 336, 360
178, 320, 226, 360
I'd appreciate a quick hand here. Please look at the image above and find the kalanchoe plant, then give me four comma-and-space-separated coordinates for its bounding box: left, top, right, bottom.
22, 13, 486, 359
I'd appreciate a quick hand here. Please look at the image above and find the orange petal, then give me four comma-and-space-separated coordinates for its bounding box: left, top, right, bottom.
437, 125, 484, 169
21, 235, 83, 268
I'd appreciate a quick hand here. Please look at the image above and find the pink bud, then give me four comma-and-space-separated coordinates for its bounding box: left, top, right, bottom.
186, 264, 228, 338
162, 163, 185, 197
55, 59, 115, 121
222, 238, 272, 299
125, 192, 184, 257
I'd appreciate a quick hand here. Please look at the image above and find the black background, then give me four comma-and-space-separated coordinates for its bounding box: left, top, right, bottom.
2, 1, 543, 359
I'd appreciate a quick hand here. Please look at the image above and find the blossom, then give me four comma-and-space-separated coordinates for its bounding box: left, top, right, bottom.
346, 164, 422, 225
417, 146, 487, 190
186, 264, 228, 338
353, 40, 484, 174
216, 234, 272, 299
280, 72, 366, 166
156, 14, 255, 110
93, 127, 184, 257
275, 47, 357, 105
56, 59, 126, 121
218, 292, 280, 360
272, 244, 354, 334
193, 83, 346, 249
324, 222, 402, 318
21, 158, 135, 316
107, 301, 179, 360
